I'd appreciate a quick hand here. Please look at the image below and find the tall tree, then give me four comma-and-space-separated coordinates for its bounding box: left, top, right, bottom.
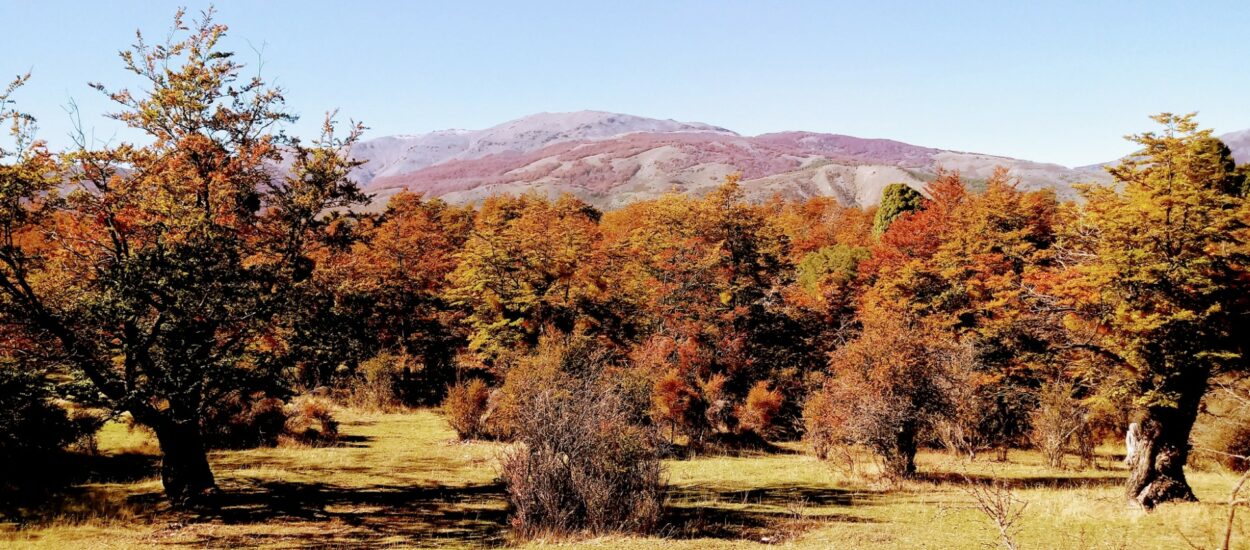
301, 192, 470, 397
872, 182, 925, 235
0, 11, 366, 506
1060, 113, 1249, 508
447, 193, 605, 367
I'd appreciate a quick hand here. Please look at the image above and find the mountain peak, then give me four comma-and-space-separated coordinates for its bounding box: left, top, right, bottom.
351, 111, 738, 182
478, 110, 737, 140
348, 112, 1250, 212
1221, 129, 1250, 164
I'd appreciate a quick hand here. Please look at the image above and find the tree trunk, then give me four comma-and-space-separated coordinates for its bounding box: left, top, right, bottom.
153, 419, 218, 508
886, 423, 918, 478
1126, 403, 1200, 509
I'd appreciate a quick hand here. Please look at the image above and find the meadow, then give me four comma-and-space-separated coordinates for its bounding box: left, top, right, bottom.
2, 406, 1242, 549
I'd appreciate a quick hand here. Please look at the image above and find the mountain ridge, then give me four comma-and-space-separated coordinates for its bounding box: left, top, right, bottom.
348, 111, 1249, 210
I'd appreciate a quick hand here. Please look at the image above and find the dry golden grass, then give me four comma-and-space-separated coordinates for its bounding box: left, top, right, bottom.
2, 407, 1245, 549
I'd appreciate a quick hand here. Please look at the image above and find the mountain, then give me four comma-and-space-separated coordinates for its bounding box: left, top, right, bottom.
1078, 129, 1250, 173
350, 111, 732, 185
347, 111, 1121, 210
1220, 129, 1250, 164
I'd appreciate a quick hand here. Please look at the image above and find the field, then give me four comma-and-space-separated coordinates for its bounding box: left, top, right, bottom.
1, 408, 1244, 549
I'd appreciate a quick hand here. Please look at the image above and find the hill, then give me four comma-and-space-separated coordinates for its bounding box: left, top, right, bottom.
349, 111, 1118, 209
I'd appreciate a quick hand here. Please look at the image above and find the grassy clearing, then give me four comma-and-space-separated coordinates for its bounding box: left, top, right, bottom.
1, 408, 1245, 549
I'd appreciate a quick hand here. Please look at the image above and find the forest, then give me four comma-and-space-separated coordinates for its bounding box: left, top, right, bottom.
2, 11, 1249, 550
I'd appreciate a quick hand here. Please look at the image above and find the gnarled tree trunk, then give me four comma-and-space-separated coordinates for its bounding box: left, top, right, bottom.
153, 418, 218, 508
1126, 403, 1200, 509
885, 422, 918, 478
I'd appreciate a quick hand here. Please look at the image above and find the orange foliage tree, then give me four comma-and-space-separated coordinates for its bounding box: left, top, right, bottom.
0, 12, 366, 505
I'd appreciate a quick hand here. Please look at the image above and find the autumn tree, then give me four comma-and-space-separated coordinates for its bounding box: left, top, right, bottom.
0, 11, 366, 506
856, 169, 1066, 459
1059, 113, 1250, 508
602, 177, 810, 441
298, 191, 471, 399
446, 193, 606, 368
795, 244, 870, 299
807, 311, 968, 477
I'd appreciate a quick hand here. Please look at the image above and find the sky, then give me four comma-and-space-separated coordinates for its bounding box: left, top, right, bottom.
2, 1, 1248, 167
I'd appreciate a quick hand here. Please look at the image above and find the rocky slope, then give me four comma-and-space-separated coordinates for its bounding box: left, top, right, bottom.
346, 111, 1243, 210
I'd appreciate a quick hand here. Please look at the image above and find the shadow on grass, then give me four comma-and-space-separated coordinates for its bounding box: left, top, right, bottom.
181, 480, 509, 548
660, 484, 878, 542
914, 471, 1126, 489
333, 434, 373, 448
0, 451, 162, 524
663, 437, 801, 460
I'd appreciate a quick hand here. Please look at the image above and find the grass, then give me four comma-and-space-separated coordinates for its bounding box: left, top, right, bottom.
2, 408, 1245, 549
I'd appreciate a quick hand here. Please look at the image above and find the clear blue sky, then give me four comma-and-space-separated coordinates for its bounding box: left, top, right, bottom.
3, 1, 1247, 167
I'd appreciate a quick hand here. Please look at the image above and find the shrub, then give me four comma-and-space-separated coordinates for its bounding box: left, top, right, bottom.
737, 381, 784, 437
201, 390, 288, 449
497, 334, 664, 538
487, 336, 578, 439
281, 395, 340, 446
1212, 423, 1250, 472
443, 378, 491, 440
802, 389, 839, 460
1029, 383, 1087, 469
345, 352, 410, 411
0, 367, 91, 469
1194, 381, 1250, 472
501, 380, 664, 538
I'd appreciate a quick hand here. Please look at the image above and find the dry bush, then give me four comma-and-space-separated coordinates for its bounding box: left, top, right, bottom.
1195, 380, 1250, 472
443, 378, 491, 440
737, 381, 784, 437
486, 342, 567, 440
497, 333, 664, 538
802, 389, 838, 460
960, 473, 1028, 550
201, 390, 288, 449
1029, 382, 1088, 469
807, 314, 968, 478
202, 391, 344, 449
1213, 425, 1250, 472
280, 395, 339, 446
345, 352, 411, 411
501, 381, 664, 539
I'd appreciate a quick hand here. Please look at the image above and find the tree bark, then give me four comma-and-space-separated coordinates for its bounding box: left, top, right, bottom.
153, 419, 218, 508
886, 423, 918, 478
1126, 403, 1200, 509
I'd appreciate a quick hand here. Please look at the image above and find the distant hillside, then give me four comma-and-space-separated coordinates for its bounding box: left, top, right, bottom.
347, 111, 1129, 210
1078, 128, 1250, 173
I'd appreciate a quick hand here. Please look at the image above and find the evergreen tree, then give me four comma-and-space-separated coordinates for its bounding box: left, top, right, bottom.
872, 183, 925, 235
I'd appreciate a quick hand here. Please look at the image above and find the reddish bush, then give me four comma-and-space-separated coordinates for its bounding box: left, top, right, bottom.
806, 314, 968, 478
442, 378, 491, 440
802, 385, 840, 460
501, 380, 663, 538
738, 381, 784, 437
281, 395, 339, 446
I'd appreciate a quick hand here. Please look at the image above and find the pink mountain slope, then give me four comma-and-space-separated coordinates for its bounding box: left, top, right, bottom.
347, 111, 1191, 210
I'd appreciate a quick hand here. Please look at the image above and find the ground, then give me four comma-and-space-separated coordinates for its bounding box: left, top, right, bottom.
0, 408, 1244, 549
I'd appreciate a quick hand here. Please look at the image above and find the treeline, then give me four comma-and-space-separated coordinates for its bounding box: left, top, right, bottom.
1, 9, 1249, 535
